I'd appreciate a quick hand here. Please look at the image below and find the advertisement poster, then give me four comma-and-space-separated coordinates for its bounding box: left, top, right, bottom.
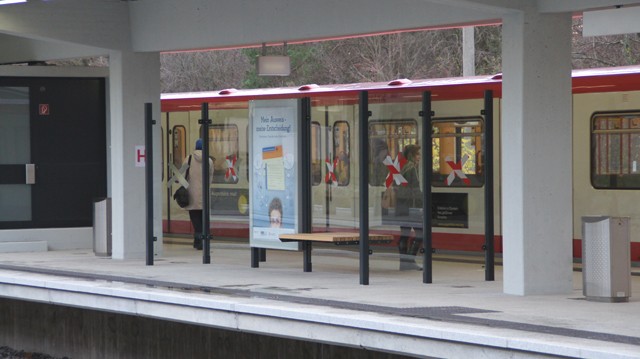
432, 193, 468, 228
249, 100, 299, 250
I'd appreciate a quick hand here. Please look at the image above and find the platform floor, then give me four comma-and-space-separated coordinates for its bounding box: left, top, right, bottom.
0, 239, 639, 358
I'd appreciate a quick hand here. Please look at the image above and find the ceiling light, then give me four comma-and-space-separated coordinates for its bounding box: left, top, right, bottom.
257, 42, 291, 76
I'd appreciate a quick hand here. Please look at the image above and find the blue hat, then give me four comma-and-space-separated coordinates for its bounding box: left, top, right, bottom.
195, 139, 203, 150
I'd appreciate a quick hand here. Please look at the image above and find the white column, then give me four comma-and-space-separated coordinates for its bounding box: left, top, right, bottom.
109, 51, 162, 260
501, 10, 573, 295
462, 26, 475, 77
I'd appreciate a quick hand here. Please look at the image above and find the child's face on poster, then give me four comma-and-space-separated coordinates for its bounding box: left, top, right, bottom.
270, 209, 282, 228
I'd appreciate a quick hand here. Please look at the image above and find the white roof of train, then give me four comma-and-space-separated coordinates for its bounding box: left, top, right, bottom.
161, 65, 640, 101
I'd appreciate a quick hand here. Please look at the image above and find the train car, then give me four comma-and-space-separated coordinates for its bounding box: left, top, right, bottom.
161, 66, 640, 261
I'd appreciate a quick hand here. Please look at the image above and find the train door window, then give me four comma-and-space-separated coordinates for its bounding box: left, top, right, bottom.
368, 119, 419, 186
333, 121, 350, 186
172, 125, 187, 169
432, 117, 484, 187
311, 121, 322, 186
209, 124, 239, 184
591, 112, 640, 189
161, 127, 164, 181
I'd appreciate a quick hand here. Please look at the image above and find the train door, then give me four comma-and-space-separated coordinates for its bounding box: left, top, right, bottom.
164, 110, 192, 233
0, 77, 106, 229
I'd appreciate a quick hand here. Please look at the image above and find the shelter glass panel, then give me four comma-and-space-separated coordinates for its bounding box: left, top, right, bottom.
431, 117, 484, 187
208, 124, 239, 184
368, 90, 426, 272
308, 95, 358, 230
206, 104, 250, 219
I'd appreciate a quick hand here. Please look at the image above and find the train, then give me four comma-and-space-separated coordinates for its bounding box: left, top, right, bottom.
161, 65, 640, 260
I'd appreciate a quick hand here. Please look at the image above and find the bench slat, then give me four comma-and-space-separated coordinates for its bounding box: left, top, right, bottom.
279, 232, 393, 243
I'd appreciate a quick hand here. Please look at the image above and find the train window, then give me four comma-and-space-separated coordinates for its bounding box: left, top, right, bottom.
432, 118, 484, 187
172, 125, 187, 170
161, 127, 164, 181
209, 125, 239, 184
369, 119, 419, 186
311, 121, 322, 186
333, 121, 350, 186
591, 112, 640, 189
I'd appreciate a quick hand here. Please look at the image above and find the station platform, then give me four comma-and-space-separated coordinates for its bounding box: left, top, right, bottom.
0, 239, 638, 358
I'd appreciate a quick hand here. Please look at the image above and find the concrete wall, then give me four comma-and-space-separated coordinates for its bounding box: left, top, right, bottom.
0, 298, 407, 359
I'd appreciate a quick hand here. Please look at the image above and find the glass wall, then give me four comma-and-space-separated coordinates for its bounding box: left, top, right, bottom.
0, 87, 31, 222
308, 96, 358, 229
163, 103, 251, 234
162, 90, 489, 276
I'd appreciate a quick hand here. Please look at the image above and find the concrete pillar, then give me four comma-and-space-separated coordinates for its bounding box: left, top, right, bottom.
109, 51, 162, 260
501, 10, 573, 295
462, 26, 475, 77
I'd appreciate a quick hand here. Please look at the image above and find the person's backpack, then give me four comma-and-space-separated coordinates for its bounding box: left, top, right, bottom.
173, 156, 191, 208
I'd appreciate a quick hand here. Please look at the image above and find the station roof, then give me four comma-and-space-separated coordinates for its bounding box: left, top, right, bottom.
1, 0, 640, 64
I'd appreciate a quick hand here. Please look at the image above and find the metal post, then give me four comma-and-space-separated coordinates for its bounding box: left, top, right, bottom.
301, 98, 313, 272
165, 113, 172, 233
421, 92, 433, 283
144, 103, 155, 266
251, 248, 260, 268
483, 90, 495, 281
359, 91, 370, 285
200, 103, 212, 264
324, 107, 331, 229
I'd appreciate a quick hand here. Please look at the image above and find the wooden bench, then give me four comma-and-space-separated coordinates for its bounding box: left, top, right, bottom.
278, 232, 393, 272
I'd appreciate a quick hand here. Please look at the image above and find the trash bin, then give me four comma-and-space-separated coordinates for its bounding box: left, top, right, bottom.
582, 216, 630, 302
93, 197, 112, 257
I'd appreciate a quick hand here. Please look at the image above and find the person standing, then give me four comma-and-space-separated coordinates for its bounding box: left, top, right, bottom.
184, 139, 214, 250
395, 144, 423, 271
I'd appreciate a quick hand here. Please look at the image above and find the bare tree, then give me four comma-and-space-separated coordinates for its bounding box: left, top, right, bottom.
46, 56, 109, 67
44, 20, 640, 93
315, 30, 464, 84
160, 50, 250, 93
474, 25, 501, 75
572, 18, 640, 68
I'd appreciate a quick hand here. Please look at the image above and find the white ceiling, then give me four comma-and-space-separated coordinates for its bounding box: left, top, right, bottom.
0, 0, 639, 63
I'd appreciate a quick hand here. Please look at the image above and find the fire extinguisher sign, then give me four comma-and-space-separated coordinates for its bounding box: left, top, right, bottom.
39, 104, 50, 115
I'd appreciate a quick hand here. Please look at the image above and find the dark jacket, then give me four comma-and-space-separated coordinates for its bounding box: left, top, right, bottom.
395, 160, 423, 216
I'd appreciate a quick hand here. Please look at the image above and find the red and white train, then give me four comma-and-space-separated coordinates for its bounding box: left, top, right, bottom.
161, 66, 640, 261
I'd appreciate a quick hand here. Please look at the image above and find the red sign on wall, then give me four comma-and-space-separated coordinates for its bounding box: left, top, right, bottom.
39, 104, 50, 115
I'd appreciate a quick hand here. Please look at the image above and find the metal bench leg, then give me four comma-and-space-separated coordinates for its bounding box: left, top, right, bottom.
303, 241, 312, 272
251, 247, 260, 268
